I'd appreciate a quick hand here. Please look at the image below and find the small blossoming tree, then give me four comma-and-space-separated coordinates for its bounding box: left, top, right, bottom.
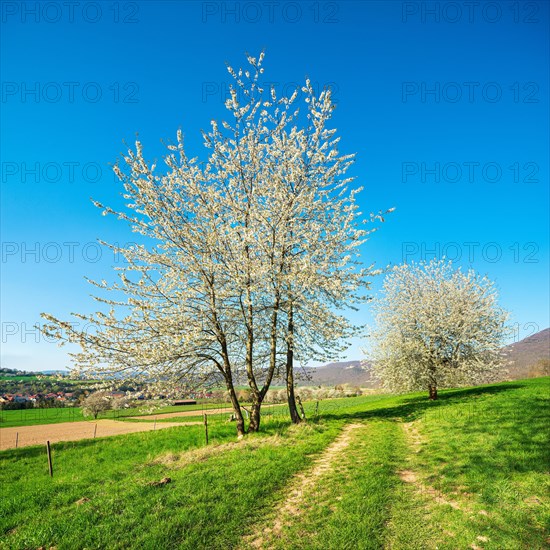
371, 259, 509, 399
82, 391, 112, 420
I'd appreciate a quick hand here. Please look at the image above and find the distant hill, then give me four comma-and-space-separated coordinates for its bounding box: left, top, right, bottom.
294, 360, 379, 388
500, 328, 550, 380
291, 328, 550, 388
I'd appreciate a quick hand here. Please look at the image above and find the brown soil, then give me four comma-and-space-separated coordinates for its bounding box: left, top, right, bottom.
0, 419, 189, 450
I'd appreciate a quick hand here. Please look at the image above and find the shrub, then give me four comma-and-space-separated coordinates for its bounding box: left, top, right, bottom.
237, 389, 252, 403
82, 391, 112, 419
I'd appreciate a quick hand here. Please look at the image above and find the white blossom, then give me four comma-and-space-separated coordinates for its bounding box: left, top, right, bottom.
42, 53, 387, 435
369, 259, 510, 399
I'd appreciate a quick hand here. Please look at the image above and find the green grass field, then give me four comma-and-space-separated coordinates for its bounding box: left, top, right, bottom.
1, 377, 548, 549
0, 375, 41, 382
0, 400, 238, 428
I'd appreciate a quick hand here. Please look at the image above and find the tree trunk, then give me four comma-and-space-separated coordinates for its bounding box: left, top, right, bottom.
248, 399, 261, 433
208, 283, 245, 438
287, 369, 301, 424
225, 376, 246, 438
296, 394, 306, 421
286, 301, 301, 424
244, 329, 263, 433
428, 363, 438, 400
247, 289, 280, 434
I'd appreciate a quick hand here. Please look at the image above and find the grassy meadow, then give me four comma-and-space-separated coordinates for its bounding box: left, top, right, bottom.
0, 377, 548, 549
0, 400, 238, 429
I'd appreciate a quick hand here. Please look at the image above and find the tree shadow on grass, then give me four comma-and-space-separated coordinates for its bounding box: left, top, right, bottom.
321, 383, 523, 424
321, 381, 550, 477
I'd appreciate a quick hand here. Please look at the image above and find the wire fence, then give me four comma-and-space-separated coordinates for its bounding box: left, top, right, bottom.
0, 399, 325, 452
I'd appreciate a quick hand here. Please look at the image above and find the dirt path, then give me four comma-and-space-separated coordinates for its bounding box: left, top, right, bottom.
399, 422, 461, 510
0, 419, 192, 450
244, 423, 363, 548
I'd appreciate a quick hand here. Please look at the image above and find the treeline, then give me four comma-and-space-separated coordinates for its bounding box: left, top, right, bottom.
0, 378, 81, 396
0, 397, 72, 411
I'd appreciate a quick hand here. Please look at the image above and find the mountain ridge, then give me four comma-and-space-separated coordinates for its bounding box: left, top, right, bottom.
294, 328, 550, 387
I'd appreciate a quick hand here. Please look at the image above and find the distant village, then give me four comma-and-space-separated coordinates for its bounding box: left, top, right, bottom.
0, 367, 217, 409
0, 391, 79, 407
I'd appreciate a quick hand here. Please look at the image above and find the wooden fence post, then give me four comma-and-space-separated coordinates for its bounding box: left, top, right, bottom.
46, 441, 53, 477
15, 432, 19, 449
203, 413, 208, 445
93, 423, 98, 438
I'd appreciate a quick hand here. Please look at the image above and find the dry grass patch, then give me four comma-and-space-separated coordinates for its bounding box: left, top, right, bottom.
402, 420, 423, 453
150, 433, 285, 469
150, 422, 325, 470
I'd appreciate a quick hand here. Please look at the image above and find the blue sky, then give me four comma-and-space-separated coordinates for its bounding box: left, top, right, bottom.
1, 0, 549, 371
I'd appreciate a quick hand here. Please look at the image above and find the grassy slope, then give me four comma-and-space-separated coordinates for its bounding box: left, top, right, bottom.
389, 378, 550, 549
1, 378, 548, 549
268, 378, 550, 549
